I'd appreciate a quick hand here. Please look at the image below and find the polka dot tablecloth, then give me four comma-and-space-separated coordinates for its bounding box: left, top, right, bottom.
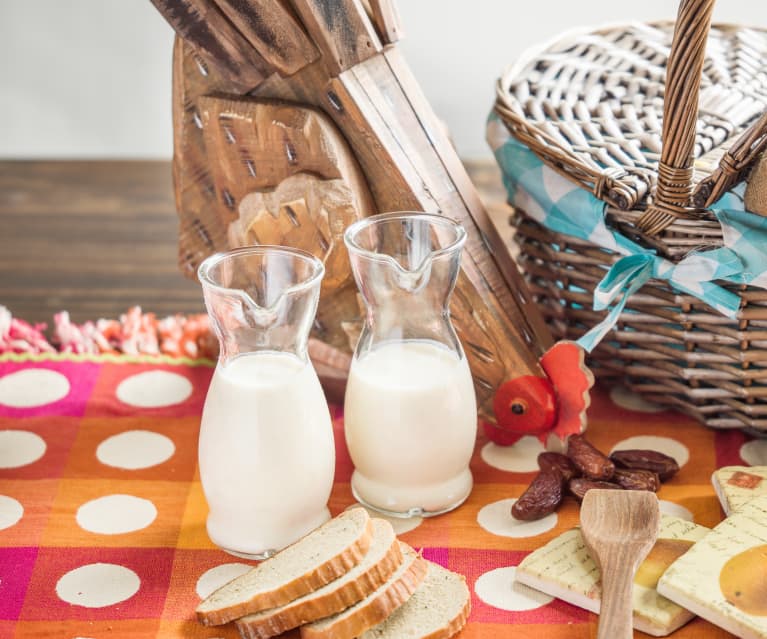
0, 355, 761, 639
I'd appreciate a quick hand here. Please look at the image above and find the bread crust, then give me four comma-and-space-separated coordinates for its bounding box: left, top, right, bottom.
235, 529, 404, 639
357, 563, 471, 639
301, 550, 428, 639
197, 510, 375, 626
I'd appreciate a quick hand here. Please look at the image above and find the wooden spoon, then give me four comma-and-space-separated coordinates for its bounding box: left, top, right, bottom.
580, 489, 660, 639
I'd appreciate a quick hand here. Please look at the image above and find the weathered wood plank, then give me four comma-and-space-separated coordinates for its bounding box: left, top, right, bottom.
213, 0, 319, 76
0, 161, 204, 325
345, 54, 547, 375
383, 47, 553, 351
151, 0, 269, 91
172, 38, 234, 277
367, 0, 403, 43
290, 0, 382, 75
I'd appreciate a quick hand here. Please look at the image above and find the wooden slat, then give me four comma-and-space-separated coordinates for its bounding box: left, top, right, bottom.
367, 0, 403, 43
290, 0, 382, 75
0, 161, 204, 325
255, 58, 429, 212
382, 47, 553, 351
327, 71, 435, 211
344, 54, 549, 361
150, 0, 269, 91
212, 0, 319, 76
172, 38, 234, 276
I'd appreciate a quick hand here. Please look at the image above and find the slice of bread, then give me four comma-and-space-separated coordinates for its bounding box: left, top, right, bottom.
236, 519, 403, 639
196, 508, 374, 626
301, 543, 427, 639
358, 560, 470, 639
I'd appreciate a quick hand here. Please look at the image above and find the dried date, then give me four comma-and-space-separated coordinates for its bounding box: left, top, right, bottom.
609, 449, 679, 482
568, 478, 623, 501
512, 470, 563, 521
538, 452, 579, 482
612, 468, 660, 492
566, 434, 615, 480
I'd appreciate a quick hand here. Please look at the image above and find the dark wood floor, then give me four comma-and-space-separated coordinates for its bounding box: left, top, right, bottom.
0, 160, 510, 326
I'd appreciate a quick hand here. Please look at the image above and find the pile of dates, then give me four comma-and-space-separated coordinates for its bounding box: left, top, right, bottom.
511, 434, 679, 521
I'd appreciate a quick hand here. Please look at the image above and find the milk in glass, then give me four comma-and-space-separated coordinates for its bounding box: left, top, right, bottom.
343, 213, 477, 517
197, 245, 334, 558
200, 351, 334, 557
345, 340, 476, 514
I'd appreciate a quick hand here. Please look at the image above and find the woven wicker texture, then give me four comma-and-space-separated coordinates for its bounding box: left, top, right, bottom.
496, 18, 767, 218
495, 0, 767, 431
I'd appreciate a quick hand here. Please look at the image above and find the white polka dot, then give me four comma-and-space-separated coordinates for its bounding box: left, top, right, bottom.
609, 386, 664, 413
76, 494, 157, 534
740, 440, 767, 466
346, 504, 422, 535
478, 498, 558, 538
56, 563, 140, 608
475, 566, 553, 611
0, 430, 46, 468
196, 563, 253, 599
611, 436, 689, 468
116, 371, 192, 408
0, 495, 23, 530
0, 369, 70, 408
96, 430, 175, 470
659, 500, 694, 522
481, 436, 545, 473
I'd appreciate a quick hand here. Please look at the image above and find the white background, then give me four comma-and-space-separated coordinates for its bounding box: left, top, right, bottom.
1, 1, 764, 159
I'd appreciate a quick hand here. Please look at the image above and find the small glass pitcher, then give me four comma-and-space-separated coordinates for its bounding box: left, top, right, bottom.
198, 246, 335, 558
343, 212, 477, 517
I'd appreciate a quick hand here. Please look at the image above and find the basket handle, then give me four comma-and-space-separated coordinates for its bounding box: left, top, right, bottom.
693, 111, 767, 208
637, 0, 716, 236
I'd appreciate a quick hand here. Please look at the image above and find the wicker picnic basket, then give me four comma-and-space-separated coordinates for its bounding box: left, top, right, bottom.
493, 0, 767, 430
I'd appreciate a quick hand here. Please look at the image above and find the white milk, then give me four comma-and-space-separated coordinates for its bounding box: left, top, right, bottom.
344, 340, 477, 515
199, 351, 335, 557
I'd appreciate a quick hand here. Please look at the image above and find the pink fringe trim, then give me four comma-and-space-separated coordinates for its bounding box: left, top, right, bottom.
0, 306, 217, 359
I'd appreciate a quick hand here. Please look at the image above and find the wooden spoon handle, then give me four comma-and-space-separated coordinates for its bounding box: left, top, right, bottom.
597, 559, 635, 639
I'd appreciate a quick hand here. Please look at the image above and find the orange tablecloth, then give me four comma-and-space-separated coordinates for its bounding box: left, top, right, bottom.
0, 354, 757, 638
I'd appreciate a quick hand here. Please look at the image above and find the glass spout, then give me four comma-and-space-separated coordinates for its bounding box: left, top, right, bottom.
344, 212, 467, 352
198, 246, 324, 364
344, 212, 466, 289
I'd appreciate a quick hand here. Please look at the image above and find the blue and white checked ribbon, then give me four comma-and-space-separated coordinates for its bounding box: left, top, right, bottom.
487, 114, 765, 351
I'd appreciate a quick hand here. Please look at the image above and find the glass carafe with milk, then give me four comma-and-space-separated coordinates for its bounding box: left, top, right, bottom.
343, 213, 477, 517
197, 246, 335, 558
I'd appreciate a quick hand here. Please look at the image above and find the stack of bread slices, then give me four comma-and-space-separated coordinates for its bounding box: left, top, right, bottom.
196, 508, 470, 639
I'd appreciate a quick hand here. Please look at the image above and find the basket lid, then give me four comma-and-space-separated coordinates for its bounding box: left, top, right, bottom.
495, 21, 767, 212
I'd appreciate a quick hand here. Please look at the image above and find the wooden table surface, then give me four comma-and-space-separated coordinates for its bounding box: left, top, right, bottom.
0, 160, 511, 326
